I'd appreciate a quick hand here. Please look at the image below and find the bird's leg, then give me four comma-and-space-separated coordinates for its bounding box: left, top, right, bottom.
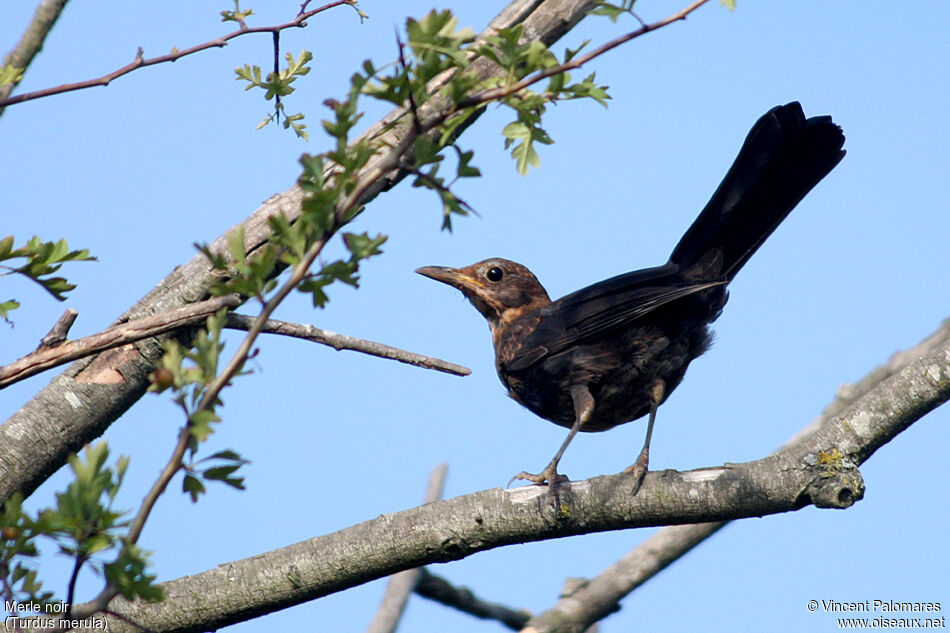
623, 378, 665, 494
510, 384, 594, 496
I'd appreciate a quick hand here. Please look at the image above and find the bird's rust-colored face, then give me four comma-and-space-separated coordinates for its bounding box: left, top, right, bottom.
416, 258, 551, 331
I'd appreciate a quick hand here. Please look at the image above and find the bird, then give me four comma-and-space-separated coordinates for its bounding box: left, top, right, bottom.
416, 102, 845, 497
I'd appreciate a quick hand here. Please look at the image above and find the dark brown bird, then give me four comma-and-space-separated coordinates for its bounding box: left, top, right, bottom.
417, 102, 845, 496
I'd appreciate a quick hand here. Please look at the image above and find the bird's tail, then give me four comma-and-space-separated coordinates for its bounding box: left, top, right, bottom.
668, 102, 845, 281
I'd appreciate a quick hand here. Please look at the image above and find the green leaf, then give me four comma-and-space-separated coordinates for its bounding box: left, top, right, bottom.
591, 4, 626, 22
104, 544, 164, 601
183, 473, 206, 502
1, 235, 96, 302
343, 232, 387, 260
205, 449, 245, 462
0, 299, 20, 318
455, 147, 481, 178
189, 409, 221, 442
511, 140, 540, 176
0, 235, 16, 258
203, 465, 242, 481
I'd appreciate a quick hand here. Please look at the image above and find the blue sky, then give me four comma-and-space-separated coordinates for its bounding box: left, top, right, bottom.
2, 1, 948, 631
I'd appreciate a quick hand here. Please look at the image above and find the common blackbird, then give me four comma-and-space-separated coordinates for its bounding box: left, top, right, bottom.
417, 102, 845, 496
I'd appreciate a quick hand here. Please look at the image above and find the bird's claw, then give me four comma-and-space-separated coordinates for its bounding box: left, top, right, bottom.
622, 447, 650, 495
508, 466, 569, 488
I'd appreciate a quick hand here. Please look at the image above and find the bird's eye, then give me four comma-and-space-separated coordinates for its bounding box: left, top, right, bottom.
486, 266, 504, 282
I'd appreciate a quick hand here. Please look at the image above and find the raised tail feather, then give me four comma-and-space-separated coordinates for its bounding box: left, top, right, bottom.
669, 101, 846, 280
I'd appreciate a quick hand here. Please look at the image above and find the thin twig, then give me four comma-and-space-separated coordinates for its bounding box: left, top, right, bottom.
101, 609, 157, 633
365, 464, 448, 633
65, 551, 86, 619
401, 165, 478, 218
226, 314, 470, 376
456, 0, 711, 111
272, 31, 281, 123
0, 1, 356, 108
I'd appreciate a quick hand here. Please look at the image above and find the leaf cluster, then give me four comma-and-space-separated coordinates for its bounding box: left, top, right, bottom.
0, 235, 95, 319
182, 450, 250, 503
148, 310, 229, 438
220, 0, 254, 25
148, 310, 249, 502
1, 443, 163, 606
236, 51, 313, 140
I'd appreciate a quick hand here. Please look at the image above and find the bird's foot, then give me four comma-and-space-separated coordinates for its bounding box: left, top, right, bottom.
509, 465, 570, 510
622, 447, 650, 495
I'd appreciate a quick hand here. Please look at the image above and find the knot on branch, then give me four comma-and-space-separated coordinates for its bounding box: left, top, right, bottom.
800, 448, 866, 509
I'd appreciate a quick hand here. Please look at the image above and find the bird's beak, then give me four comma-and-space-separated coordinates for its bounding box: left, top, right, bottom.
415, 266, 481, 290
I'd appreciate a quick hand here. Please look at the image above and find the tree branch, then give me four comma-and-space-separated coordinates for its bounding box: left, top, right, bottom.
225, 313, 470, 376
414, 569, 532, 630
0, 296, 242, 389
0, 1, 358, 108
65, 325, 950, 632
0, 0, 70, 109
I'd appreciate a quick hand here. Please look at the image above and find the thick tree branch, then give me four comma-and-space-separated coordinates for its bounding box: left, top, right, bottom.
0, 1, 357, 108
0, 0, 70, 109
64, 326, 950, 632
0, 0, 600, 505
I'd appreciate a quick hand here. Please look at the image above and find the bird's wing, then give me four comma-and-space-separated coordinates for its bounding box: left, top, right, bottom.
504, 265, 723, 372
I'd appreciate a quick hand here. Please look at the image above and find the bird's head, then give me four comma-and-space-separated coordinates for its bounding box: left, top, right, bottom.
416, 258, 551, 331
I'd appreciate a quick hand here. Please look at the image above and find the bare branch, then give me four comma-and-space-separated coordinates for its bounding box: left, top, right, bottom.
0, 295, 242, 389
0, 1, 357, 108
365, 464, 448, 633
524, 523, 728, 633
226, 313, 470, 376
0, 0, 70, 109
414, 569, 532, 630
